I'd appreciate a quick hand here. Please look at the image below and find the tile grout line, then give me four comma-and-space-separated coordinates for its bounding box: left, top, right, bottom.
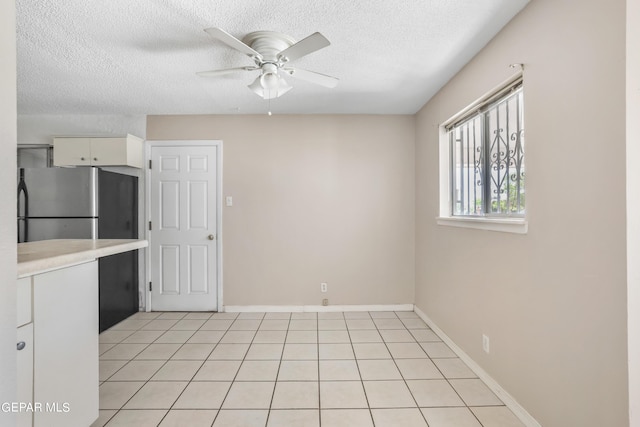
400, 313, 500, 427
346, 311, 377, 427
102, 314, 181, 420
107, 311, 230, 426
101, 312, 183, 425
374, 311, 431, 426
106, 312, 204, 426
154, 311, 218, 426
264, 312, 292, 427
208, 311, 255, 426
416, 320, 502, 427
98, 313, 168, 426
415, 316, 498, 426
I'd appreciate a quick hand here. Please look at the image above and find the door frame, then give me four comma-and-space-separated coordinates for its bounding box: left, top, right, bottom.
144, 140, 224, 312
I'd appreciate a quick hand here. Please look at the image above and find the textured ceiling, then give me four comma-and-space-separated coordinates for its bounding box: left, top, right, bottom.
16, 0, 529, 115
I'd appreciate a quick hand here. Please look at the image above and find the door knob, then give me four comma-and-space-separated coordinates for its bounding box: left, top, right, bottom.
208, 234, 215, 240
17, 341, 26, 351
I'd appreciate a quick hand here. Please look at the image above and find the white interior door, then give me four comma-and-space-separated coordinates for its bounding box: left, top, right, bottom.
149, 144, 219, 311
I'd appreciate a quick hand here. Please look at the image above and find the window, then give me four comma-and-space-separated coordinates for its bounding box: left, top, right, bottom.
438, 77, 526, 233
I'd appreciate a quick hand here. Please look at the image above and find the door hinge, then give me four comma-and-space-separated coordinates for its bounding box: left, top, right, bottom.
148, 159, 152, 169
148, 221, 152, 231
149, 282, 152, 292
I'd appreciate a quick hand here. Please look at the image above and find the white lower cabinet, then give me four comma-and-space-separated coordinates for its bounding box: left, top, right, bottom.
16, 261, 99, 427
16, 323, 33, 427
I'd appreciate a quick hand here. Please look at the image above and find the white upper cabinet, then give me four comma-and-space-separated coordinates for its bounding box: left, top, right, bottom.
53, 134, 143, 168
53, 137, 91, 166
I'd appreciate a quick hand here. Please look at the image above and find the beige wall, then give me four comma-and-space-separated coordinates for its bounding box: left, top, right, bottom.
415, 0, 627, 426
0, 0, 17, 419
627, 0, 640, 423
147, 115, 415, 307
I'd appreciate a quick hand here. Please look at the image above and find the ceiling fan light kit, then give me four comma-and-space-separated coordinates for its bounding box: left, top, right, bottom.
198, 28, 339, 101
248, 71, 292, 100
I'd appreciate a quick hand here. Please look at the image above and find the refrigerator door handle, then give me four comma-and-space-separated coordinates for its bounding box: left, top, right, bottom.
17, 168, 29, 242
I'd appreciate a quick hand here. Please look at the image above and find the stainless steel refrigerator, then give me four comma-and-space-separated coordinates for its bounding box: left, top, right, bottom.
17, 167, 139, 332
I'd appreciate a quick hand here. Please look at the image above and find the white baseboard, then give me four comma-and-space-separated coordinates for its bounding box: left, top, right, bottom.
223, 304, 414, 313
413, 306, 541, 427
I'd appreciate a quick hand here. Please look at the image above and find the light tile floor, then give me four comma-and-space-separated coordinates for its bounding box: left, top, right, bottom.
93, 311, 525, 427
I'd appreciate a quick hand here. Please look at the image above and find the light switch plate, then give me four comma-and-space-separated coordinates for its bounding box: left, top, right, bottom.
226, 196, 233, 207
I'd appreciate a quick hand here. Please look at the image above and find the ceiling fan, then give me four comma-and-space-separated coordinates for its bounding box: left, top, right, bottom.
198, 28, 339, 100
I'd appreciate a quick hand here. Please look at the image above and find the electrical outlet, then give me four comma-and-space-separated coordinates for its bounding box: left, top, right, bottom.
482, 334, 490, 353
320, 282, 327, 293
322, 298, 329, 306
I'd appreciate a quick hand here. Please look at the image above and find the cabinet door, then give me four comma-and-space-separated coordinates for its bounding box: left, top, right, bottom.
33, 261, 99, 427
90, 138, 127, 166
53, 138, 91, 166
17, 277, 31, 327
17, 323, 33, 427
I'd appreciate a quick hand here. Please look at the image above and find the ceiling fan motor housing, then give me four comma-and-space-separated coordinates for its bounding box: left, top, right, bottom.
242, 31, 296, 64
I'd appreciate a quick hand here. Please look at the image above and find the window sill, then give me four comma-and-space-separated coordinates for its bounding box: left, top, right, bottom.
437, 216, 528, 234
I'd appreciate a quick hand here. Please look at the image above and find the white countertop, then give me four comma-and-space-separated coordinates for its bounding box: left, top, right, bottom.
18, 239, 148, 278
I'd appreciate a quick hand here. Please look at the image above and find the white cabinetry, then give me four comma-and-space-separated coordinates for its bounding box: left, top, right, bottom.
17, 277, 31, 328
16, 261, 99, 427
16, 277, 33, 427
53, 134, 143, 168
16, 324, 33, 427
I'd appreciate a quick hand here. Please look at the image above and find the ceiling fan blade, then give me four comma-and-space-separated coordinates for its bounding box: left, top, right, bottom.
277, 32, 330, 62
204, 28, 262, 59
196, 67, 257, 78
283, 67, 339, 88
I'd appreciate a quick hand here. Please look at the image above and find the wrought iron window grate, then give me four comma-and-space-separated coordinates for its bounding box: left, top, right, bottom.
449, 85, 524, 217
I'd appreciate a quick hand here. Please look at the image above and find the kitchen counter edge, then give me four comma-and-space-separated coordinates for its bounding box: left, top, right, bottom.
18, 239, 148, 278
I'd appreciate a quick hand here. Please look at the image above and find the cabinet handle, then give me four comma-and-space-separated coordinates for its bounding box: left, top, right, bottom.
80, 157, 85, 161
93, 157, 98, 161
17, 341, 26, 351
